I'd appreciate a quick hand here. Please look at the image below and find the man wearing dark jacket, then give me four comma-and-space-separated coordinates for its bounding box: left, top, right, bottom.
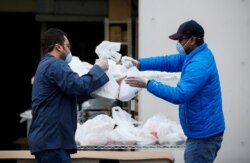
28, 28, 109, 163
125, 20, 225, 163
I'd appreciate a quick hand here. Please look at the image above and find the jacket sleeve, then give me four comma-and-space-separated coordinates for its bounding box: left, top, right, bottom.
48, 61, 109, 97
139, 54, 185, 72
147, 61, 210, 104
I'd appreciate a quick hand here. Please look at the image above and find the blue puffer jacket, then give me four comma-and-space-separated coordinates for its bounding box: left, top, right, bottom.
139, 43, 225, 138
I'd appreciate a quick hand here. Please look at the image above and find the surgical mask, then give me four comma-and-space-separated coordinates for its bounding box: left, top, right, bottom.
65, 52, 72, 64
176, 42, 186, 54
176, 38, 191, 54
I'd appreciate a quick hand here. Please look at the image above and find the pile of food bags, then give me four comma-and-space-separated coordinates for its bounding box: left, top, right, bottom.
75, 106, 186, 146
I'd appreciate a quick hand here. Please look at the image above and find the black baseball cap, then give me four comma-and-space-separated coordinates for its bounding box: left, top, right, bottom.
169, 20, 204, 40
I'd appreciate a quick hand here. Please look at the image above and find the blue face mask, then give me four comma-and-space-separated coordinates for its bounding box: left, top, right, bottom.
65, 52, 72, 64
176, 42, 186, 54
176, 38, 191, 54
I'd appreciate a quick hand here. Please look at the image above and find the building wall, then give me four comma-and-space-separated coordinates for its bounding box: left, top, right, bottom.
138, 0, 250, 162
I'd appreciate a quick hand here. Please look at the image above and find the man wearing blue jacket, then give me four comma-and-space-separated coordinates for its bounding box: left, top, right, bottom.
28, 28, 109, 163
125, 20, 225, 163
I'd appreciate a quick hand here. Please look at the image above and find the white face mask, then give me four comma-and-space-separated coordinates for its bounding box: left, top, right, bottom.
61, 43, 72, 64
65, 52, 72, 64
176, 38, 191, 54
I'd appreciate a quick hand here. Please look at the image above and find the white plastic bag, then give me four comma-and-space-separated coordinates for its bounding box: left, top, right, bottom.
136, 113, 186, 145
68, 56, 120, 100
118, 66, 142, 101
19, 109, 32, 136
68, 56, 92, 76
91, 70, 119, 100
140, 71, 180, 86
95, 41, 122, 63
136, 128, 158, 145
107, 59, 127, 79
108, 106, 139, 145
111, 106, 139, 130
108, 127, 137, 145
75, 114, 115, 146
157, 120, 186, 145
136, 114, 167, 145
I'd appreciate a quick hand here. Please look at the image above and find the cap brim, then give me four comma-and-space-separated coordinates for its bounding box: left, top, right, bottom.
169, 33, 180, 40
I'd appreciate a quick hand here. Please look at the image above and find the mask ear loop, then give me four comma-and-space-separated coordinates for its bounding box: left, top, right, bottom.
182, 38, 191, 48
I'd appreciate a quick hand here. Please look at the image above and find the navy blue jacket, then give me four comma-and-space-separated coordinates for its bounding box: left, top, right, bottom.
139, 43, 225, 138
28, 54, 109, 154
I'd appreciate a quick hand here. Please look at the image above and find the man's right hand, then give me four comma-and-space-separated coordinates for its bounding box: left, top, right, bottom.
121, 56, 140, 69
95, 58, 109, 71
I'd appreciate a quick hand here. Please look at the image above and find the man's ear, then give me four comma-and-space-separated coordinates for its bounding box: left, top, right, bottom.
55, 44, 62, 51
190, 37, 197, 46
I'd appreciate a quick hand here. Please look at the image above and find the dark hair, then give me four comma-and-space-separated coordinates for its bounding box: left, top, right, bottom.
41, 28, 67, 54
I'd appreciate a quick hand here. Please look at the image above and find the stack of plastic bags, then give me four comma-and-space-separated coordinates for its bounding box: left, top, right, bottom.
75, 106, 186, 146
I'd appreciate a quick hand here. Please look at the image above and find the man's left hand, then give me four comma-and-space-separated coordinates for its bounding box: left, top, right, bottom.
125, 76, 148, 88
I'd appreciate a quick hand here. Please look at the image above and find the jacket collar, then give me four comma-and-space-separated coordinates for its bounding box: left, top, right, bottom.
185, 43, 207, 61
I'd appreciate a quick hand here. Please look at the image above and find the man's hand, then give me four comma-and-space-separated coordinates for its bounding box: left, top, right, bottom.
115, 75, 127, 85
95, 58, 109, 71
121, 56, 140, 69
125, 76, 148, 88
